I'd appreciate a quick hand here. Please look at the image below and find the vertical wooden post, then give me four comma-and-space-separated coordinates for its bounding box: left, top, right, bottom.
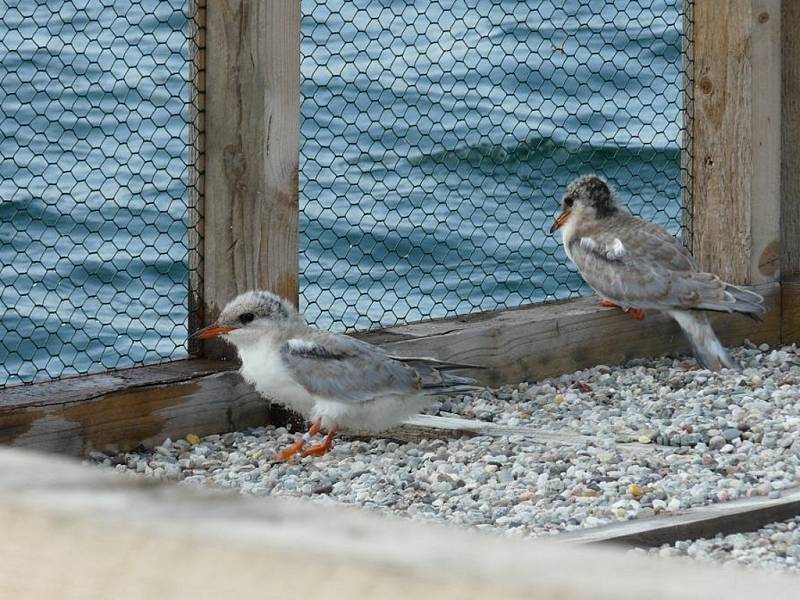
680, 0, 694, 251
691, 0, 781, 286
202, 1, 300, 359
782, 0, 800, 342
187, 0, 206, 358
782, 1, 800, 279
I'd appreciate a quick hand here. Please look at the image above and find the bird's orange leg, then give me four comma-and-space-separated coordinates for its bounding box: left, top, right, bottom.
275, 420, 321, 462
302, 427, 337, 458
628, 308, 646, 321
599, 298, 646, 321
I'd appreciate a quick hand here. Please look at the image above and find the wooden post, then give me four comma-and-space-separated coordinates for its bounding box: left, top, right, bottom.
783, 2, 800, 343
201, 1, 300, 359
782, 1, 800, 279
691, 0, 781, 286
188, 0, 206, 358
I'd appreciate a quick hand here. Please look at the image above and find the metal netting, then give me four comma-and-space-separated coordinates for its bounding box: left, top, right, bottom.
300, 0, 692, 331
0, 0, 203, 386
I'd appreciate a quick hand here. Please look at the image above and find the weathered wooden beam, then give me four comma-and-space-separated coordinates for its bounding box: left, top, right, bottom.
0, 282, 781, 457
782, 279, 800, 343
0, 448, 794, 599
558, 485, 800, 548
202, 1, 300, 359
187, 0, 206, 357
691, 0, 781, 285
363, 283, 781, 386
0, 360, 268, 456
782, 0, 800, 278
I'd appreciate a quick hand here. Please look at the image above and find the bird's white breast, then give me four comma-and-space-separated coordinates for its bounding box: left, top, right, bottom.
237, 339, 315, 417
560, 217, 579, 263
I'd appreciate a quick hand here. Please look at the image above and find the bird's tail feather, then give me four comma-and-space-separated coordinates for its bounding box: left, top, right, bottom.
667, 310, 735, 371
695, 282, 765, 318
389, 355, 485, 371
388, 355, 484, 396
422, 371, 483, 396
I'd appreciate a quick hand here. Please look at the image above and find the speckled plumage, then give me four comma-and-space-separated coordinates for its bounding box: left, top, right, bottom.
555, 175, 765, 370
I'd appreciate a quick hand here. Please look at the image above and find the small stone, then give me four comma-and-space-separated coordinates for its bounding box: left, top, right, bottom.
186, 433, 201, 445
722, 428, 741, 442
597, 450, 616, 464
627, 484, 643, 498
708, 436, 725, 450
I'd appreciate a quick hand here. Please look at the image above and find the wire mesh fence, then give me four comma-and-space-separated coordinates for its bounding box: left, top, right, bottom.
1, 0, 692, 386
0, 0, 203, 386
299, 0, 692, 331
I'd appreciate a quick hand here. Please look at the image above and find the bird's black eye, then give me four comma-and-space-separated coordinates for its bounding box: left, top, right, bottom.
239, 312, 255, 325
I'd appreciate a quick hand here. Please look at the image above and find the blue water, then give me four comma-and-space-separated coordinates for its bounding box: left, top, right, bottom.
0, 0, 687, 385
0, 0, 194, 384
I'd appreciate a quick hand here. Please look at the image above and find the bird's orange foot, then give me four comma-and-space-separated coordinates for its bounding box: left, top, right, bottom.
274, 420, 322, 462
275, 439, 305, 462
302, 430, 336, 458
599, 299, 645, 321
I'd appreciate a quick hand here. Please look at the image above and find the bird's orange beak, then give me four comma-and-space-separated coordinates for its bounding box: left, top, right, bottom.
190, 322, 238, 340
549, 209, 571, 233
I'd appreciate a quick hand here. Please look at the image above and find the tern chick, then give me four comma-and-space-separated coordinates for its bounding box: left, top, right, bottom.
550, 175, 765, 370
193, 290, 481, 459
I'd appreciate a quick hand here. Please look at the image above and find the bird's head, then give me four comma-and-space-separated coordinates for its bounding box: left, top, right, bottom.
191, 290, 301, 343
550, 175, 619, 233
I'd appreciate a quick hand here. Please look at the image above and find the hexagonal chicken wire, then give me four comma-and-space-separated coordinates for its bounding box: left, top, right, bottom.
0, 0, 202, 385
299, 0, 692, 331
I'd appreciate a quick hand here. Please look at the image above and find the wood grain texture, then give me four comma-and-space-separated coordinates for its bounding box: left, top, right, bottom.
188, 0, 206, 355
203, 1, 300, 359
691, 0, 781, 285
363, 284, 781, 386
782, 279, 800, 343
0, 284, 781, 457
749, 0, 782, 283
0, 360, 267, 456
0, 448, 794, 600
558, 485, 800, 548
782, 0, 800, 277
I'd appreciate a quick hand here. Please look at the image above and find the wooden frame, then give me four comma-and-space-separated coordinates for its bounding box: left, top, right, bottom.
1, 0, 798, 458
2, 447, 796, 599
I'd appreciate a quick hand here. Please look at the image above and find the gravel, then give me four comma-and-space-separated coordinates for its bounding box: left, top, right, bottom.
92, 342, 800, 544
639, 517, 800, 574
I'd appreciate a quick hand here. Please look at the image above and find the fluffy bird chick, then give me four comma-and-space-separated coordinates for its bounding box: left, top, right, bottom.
550, 175, 765, 371
192, 290, 480, 460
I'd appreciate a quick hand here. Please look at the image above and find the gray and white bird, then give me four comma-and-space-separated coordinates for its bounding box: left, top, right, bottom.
192, 290, 480, 460
550, 175, 765, 370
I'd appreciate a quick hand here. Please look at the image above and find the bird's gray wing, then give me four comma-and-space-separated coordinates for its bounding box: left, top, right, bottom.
568, 218, 733, 310
279, 334, 421, 404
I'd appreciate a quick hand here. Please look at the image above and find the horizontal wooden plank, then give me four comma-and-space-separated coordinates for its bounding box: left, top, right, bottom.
364, 283, 781, 385
0, 447, 794, 599
0, 359, 238, 409
0, 282, 783, 457
557, 485, 800, 547
0, 360, 271, 456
